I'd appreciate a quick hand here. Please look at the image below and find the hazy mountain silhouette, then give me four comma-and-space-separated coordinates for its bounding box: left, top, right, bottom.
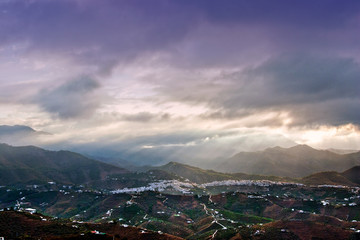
215, 145, 360, 177
0, 125, 51, 146
0, 143, 128, 185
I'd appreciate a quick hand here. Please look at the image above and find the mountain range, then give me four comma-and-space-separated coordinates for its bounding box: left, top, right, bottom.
215, 144, 360, 178
152, 161, 360, 186
152, 161, 292, 184
0, 142, 360, 187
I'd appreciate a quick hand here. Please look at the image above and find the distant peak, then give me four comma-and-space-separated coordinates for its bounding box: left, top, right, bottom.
0, 125, 50, 135
166, 161, 179, 165
289, 144, 314, 150
163, 161, 195, 169
165, 161, 190, 167
264, 146, 288, 152
264, 144, 316, 153
0, 125, 36, 132
267, 146, 285, 150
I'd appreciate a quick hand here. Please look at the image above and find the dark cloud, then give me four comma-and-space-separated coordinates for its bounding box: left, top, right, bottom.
34, 76, 102, 119
0, 0, 359, 71
190, 0, 360, 27
226, 55, 360, 126
224, 56, 360, 107
159, 55, 360, 127
0, 0, 197, 74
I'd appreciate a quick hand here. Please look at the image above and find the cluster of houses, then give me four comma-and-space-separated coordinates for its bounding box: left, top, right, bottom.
199, 179, 304, 188
110, 179, 307, 195
111, 180, 195, 194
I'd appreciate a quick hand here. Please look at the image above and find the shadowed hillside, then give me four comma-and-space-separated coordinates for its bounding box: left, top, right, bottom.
302, 166, 360, 186
0, 144, 128, 185
342, 166, 360, 185
0, 211, 183, 240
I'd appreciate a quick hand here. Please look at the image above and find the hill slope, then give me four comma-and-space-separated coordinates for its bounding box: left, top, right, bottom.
301, 165, 360, 186
216, 145, 360, 178
154, 162, 292, 184
0, 211, 183, 240
0, 144, 128, 185
155, 162, 235, 183
342, 166, 360, 185
301, 171, 358, 186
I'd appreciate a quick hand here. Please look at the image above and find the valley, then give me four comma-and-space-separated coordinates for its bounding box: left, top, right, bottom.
1, 173, 360, 239
0, 144, 360, 239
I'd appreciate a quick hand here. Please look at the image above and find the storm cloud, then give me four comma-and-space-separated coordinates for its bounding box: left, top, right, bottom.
1, 0, 359, 70
156, 55, 360, 127
222, 55, 360, 126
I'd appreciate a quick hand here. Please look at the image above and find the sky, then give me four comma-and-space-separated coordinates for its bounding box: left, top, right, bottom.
0, 0, 360, 165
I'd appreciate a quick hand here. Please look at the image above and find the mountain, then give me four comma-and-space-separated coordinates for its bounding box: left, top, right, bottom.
0, 125, 50, 146
301, 166, 360, 186
0, 125, 50, 136
326, 148, 360, 155
0, 144, 128, 185
216, 144, 360, 178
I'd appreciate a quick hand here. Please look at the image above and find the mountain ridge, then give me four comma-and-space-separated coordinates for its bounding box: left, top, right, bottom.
0, 143, 128, 185
215, 144, 360, 178
0, 125, 50, 136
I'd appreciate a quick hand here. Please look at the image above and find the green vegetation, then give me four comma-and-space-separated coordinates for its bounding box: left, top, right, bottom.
183, 208, 204, 220
220, 209, 272, 224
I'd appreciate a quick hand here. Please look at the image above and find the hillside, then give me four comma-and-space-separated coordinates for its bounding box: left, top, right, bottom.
154, 162, 293, 184
0, 211, 183, 240
342, 166, 360, 185
216, 144, 360, 178
154, 161, 359, 186
301, 171, 357, 186
0, 144, 128, 185
1, 186, 359, 240
155, 162, 235, 184
302, 166, 360, 186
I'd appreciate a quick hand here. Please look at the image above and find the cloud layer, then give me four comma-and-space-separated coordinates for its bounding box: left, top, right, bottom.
0, 0, 360, 163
